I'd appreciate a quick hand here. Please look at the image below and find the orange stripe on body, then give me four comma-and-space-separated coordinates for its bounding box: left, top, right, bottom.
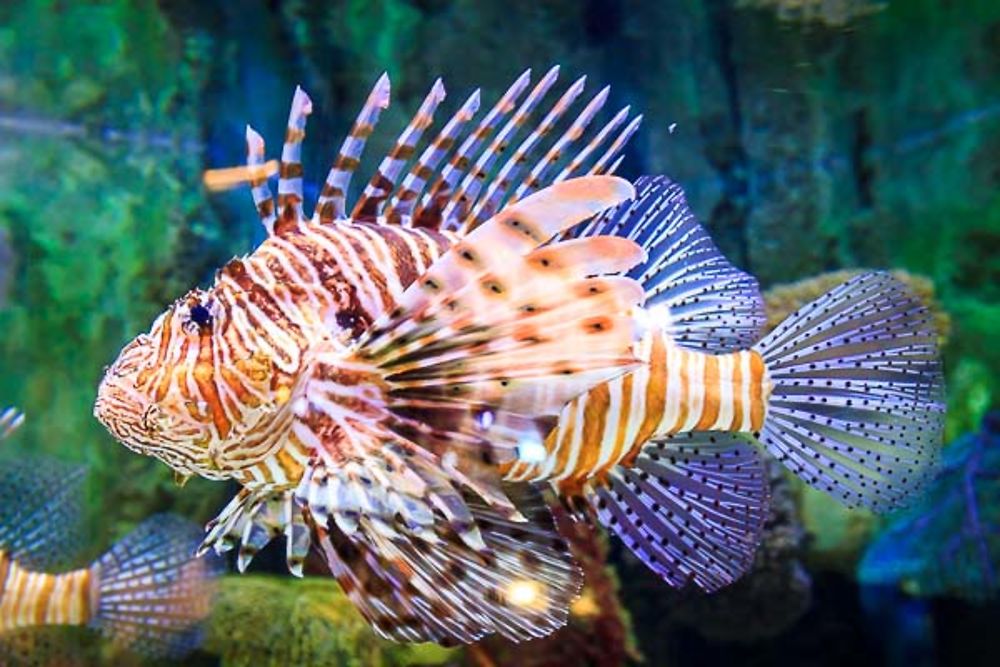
570, 383, 610, 480
748, 350, 767, 431
695, 354, 721, 430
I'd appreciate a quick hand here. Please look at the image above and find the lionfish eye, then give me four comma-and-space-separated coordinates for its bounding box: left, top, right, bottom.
189, 303, 213, 329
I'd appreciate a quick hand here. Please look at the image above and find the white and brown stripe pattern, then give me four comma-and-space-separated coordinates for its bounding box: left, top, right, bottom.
502, 328, 771, 493
96, 218, 451, 485
0, 551, 93, 631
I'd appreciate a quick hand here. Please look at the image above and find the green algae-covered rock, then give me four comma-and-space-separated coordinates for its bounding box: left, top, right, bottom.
0, 0, 229, 554
204, 575, 457, 667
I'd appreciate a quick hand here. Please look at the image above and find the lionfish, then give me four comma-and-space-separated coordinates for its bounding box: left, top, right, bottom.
94, 67, 944, 644
0, 408, 221, 659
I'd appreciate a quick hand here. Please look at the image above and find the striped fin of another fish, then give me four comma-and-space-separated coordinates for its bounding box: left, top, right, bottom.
315, 484, 582, 644
754, 271, 945, 512
569, 174, 766, 353
591, 432, 770, 592
91, 514, 224, 658
248, 69, 640, 235
0, 407, 24, 440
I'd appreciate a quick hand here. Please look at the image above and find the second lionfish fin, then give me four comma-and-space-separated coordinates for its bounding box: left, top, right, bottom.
0, 457, 86, 571
92, 515, 223, 659
0, 406, 25, 440
571, 175, 766, 352
589, 432, 770, 592
315, 484, 582, 644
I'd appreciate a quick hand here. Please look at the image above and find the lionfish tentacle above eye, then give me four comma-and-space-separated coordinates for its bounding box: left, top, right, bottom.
315, 73, 392, 225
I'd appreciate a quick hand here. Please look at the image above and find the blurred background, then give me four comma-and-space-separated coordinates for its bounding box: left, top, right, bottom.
0, 0, 997, 664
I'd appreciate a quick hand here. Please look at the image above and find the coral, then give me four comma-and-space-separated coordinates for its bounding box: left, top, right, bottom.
465, 506, 641, 667
762, 269, 950, 340
858, 413, 1000, 600
203, 575, 456, 667
0, 0, 230, 554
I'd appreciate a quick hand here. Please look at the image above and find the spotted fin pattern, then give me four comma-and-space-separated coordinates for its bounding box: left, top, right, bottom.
316, 484, 581, 644
755, 271, 945, 512
592, 432, 769, 592
287, 177, 643, 556
570, 175, 766, 352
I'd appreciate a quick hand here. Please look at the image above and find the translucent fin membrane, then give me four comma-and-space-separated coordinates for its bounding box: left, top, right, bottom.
316, 484, 582, 644
247, 68, 641, 235
0, 457, 86, 571
754, 272, 945, 512
593, 432, 769, 592
92, 515, 223, 659
571, 175, 766, 353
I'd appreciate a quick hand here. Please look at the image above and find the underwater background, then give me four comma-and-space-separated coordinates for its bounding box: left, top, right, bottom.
0, 0, 998, 664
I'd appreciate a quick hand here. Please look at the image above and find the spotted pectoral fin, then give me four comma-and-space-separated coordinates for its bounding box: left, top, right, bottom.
589, 432, 770, 592
316, 483, 582, 644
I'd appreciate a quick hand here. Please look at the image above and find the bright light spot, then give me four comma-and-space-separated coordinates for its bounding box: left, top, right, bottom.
647, 303, 671, 326
517, 438, 547, 464
570, 590, 599, 618
668, 122, 678, 134
506, 580, 544, 609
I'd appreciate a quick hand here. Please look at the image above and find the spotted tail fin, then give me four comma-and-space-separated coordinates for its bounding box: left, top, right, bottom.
91, 515, 223, 659
754, 272, 945, 512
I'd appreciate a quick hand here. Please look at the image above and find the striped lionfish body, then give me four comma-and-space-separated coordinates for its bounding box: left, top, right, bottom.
95, 68, 945, 643
0, 414, 221, 658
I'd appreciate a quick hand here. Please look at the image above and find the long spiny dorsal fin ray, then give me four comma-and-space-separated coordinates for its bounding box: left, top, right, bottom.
510, 84, 610, 204
277, 86, 313, 227
553, 105, 631, 184
587, 113, 643, 176
246, 125, 277, 234
385, 88, 482, 222
414, 69, 533, 230
443, 65, 561, 226
315, 73, 391, 224
352, 78, 447, 222
464, 74, 588, 231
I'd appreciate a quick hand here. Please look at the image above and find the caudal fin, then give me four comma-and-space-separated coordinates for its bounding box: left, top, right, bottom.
754, 272, 945, 512
91, 514, 223, 659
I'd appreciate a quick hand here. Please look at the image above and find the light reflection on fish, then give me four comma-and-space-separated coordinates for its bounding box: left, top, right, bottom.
0, 408, 221, 660
94, 68, 944, 644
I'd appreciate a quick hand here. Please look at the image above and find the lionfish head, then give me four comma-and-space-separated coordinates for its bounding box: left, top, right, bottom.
95, 287, 268, 480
